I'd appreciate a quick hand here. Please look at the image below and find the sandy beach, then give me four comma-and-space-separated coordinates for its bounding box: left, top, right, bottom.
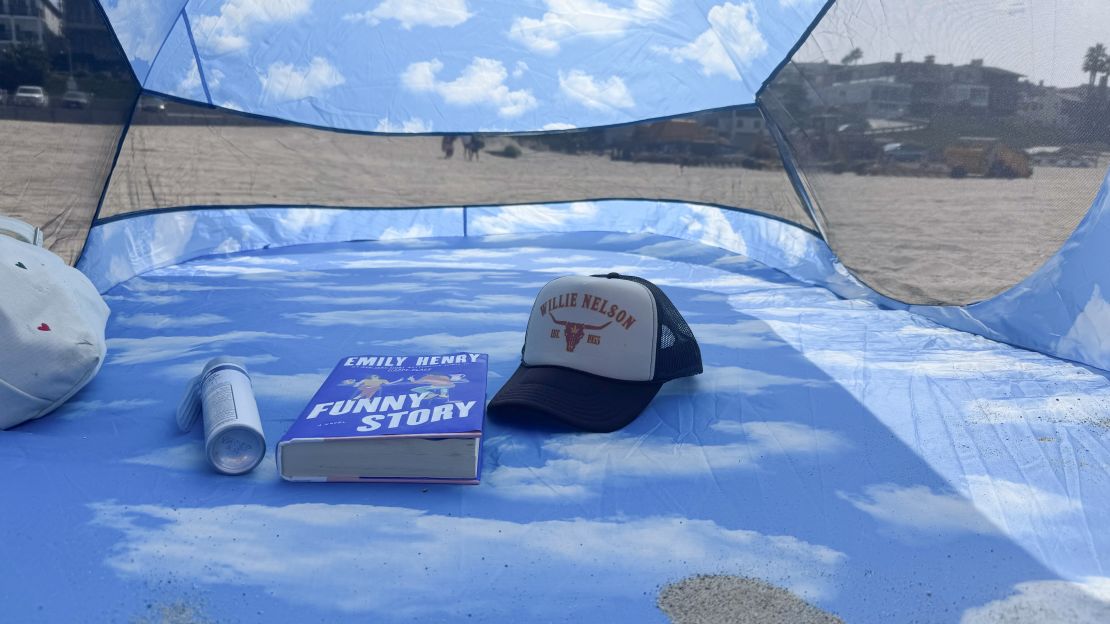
2, 117, 1105, 304
100, 125, 808, 223
100, 123, 1110, 304
811, 165, 1106, 303
0, 120, 123, 264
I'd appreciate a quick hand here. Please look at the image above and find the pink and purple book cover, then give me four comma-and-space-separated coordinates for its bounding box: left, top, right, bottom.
278, 352, 487, 484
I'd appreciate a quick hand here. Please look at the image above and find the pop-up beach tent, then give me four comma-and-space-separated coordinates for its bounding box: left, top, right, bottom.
3, 0, 1110, 621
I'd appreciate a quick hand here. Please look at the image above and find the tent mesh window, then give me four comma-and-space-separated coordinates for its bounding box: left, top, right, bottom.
0, 0, 137, 264
100, 98, 813, 230
760, 0, 1110, 306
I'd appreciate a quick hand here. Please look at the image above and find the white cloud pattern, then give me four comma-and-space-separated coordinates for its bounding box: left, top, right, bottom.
509, 0, 672, 54
260, 57, 346, 102
659, 365, 824, 397
250, 370, 331, 401
1056, 285, 1110, 367
344, 0, 471, 29
469, 202, 600, 234
107, 331, 301, 365
90, 501, 846, 613
193, 0, 312, 54
961, 577, 1110, 624
559, 70, 635, 111
123, 443, 280, 482
114, 313, 229, 329
373, 331, 525, 361
374, 117, 433, 133
487, 421, 849, 499
286, 309, 527, 328
654, 2, 768, 80
401, 58, 538, 118
840, 477, 1082, 538
103, 0, 163, 62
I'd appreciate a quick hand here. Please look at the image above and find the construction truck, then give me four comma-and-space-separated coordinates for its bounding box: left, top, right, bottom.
944, 137, 1033, 179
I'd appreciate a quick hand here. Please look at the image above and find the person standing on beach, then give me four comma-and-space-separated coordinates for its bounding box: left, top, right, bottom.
464, 134, 485, 161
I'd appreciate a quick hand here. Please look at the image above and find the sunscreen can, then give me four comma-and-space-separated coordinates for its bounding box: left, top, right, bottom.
191, 357, 266, 475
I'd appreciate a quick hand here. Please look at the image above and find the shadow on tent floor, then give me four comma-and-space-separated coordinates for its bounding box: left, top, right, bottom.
3, 232, 1109, 623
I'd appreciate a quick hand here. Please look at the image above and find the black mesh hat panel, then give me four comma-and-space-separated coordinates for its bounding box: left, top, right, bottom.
597, 273, 703, 382
760, 0, 1109, 305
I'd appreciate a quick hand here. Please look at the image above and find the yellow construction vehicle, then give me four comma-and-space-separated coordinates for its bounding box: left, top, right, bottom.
944, 138, 1033, 179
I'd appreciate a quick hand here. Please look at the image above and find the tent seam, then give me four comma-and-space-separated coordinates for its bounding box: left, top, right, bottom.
81, 204, 1110, 374
72, 1, 145, 265
695, 7, 746, 90
75, 90, 142, 267
181, 8, 213, 106
88, 201, 819, 236
757, 0, 838, 97
134, 89, 763, 137
762, 110, 825, 240
142, 1, 192, 89
91, 0, 140, 85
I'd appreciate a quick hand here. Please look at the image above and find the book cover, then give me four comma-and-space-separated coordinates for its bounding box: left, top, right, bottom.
278, 352, 487, 483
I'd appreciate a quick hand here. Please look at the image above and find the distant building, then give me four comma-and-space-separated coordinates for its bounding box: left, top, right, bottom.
1019, 84, 1084, 128
693, 108, 769, 152
63, 0, 128, 73
943, 82, 990, 108
789, 54, 1023, 117
953, 60, 1022, 115
1025, 145, 1100, 168
825, 76, 912, 118
0, 0, 62, 50
630, 119, 724, 154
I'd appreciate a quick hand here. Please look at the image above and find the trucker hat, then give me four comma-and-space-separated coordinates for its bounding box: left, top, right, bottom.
488, 273, 701, 432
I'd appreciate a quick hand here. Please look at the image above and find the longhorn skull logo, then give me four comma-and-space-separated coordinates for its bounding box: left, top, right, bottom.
550, 313, 612, 352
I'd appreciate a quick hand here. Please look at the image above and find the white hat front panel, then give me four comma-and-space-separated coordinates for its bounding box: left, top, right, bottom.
522, 276, 657, 382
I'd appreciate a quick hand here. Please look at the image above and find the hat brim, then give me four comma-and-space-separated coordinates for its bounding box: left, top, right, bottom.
488, 365, 662, 433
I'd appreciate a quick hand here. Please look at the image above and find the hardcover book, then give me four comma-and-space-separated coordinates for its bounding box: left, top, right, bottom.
278, 352, 487, 483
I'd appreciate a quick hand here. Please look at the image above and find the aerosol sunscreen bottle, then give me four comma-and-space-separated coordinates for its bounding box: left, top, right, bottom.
177, 357, 266, 475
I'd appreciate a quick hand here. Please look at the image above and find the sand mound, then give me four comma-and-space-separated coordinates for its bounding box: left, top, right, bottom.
132, 602, 212, 624
658, 575, 843, 624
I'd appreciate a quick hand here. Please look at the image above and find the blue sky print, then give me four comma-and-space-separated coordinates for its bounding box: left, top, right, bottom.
101, 0, 828, 131
6, 2, 1110, 620
9, 228, 1110, 622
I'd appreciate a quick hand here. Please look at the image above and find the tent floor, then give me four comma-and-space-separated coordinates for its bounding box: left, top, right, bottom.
5, 232, 1110, 623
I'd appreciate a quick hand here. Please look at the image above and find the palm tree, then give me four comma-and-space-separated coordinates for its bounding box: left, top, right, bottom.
1083, 44, 1107, 86
841, 48, 863, 66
